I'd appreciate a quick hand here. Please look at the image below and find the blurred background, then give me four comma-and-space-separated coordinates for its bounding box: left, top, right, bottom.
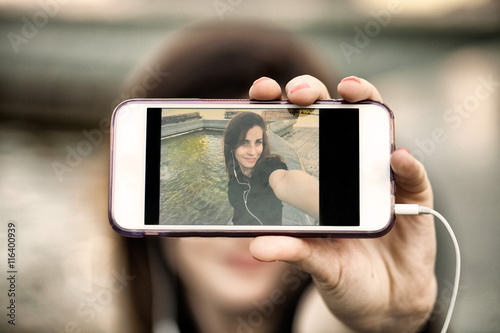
0, 0, 499, 332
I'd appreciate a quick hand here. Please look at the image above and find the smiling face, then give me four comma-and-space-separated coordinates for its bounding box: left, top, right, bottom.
234, 125, 264, 176
163, 237, 292, 315
223, 112, 270, 179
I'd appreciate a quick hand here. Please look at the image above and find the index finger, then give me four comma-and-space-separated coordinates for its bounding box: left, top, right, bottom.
248, 77, 283, 101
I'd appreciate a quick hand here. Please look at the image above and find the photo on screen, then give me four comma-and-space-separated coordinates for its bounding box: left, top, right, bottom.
145, 107, 359, 226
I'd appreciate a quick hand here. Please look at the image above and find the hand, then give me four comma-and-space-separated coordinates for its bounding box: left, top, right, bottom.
248, 75, 437, 332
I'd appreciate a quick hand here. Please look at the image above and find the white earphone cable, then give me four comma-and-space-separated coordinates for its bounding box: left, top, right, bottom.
395, 204, 460, 333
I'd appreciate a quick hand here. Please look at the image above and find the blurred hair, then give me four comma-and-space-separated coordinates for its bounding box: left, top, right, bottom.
123, 20, 337, 99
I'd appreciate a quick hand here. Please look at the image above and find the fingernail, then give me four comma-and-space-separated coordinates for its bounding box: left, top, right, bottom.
254, 258, 276, 263
341, 76, 361, 84
289, 82, 310, 94
253, 77, 271, 86
396, 148, 411, 155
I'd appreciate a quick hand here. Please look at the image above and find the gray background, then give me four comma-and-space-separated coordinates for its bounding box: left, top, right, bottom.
0, 0, 499, 332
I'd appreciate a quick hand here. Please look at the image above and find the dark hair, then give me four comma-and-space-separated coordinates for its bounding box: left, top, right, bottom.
122, 20, 335, 332
223, 112, 271, 178
122, 20, 337, 99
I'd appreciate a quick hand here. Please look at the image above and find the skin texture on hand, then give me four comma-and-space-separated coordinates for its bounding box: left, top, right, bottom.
248, 75, 437, 332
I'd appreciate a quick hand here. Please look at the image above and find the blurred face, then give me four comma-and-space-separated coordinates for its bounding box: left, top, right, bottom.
163, 238, 290, 313
234, 126, 263, 176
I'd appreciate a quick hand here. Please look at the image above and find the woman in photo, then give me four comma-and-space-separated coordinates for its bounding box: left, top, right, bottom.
223, 111, 319, 225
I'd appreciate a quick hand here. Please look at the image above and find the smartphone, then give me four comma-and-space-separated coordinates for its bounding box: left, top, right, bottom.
109, 99, 395, 237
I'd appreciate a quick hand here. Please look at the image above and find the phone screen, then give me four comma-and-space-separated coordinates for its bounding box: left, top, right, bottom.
144, 107, 359, 227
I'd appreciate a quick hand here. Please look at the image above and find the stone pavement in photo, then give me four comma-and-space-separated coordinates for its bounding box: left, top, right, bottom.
281, 127, 319, 179
267, 126, 319, 226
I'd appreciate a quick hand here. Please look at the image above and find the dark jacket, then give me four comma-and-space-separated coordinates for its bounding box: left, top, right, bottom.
228, 156, 287, 225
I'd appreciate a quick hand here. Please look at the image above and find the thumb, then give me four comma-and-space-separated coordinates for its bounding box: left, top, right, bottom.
391, 148, 433, 206
249, 236, 345, 288
249, 236, 311, 262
